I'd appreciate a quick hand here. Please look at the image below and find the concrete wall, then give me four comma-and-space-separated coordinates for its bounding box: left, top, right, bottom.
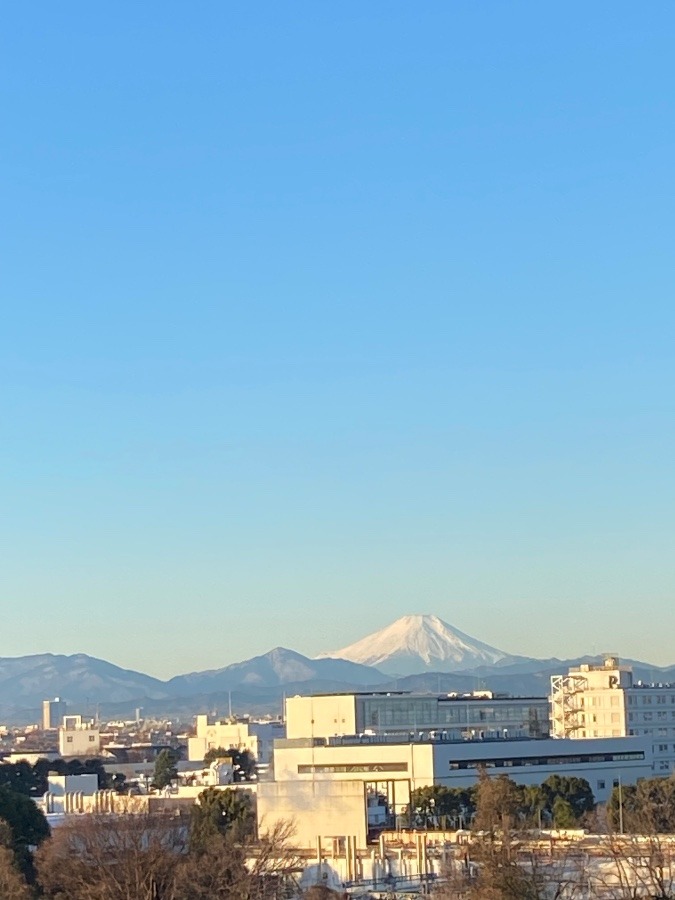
257, 779, 367, 848
285, 696, 358, 740
48, 773, 98, 798
273, 740, 433, 790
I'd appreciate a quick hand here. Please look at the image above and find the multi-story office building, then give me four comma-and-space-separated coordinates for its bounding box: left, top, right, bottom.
260, 731, 652, 847
42, 697, 67, 731
551, 656, 675, 775
285, 691, 549, 742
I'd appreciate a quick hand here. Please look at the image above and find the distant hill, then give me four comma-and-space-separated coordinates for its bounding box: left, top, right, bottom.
0, 649, 383, 722
166, 647, 383, 696
0, 653, 169, 715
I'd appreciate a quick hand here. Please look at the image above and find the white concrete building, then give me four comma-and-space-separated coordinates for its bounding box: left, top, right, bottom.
188, 715, 285, 765
259, 732, 652, 848
43, 773, 98, 813
58, 715, 101, 757
551, 656, 675, 775
285, 691, 549, 742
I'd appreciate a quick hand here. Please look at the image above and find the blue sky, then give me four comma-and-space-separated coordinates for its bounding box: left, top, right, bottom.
2, 4, 675, 678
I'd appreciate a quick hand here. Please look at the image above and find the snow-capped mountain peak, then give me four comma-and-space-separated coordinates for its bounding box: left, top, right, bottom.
317, 614, 509, 675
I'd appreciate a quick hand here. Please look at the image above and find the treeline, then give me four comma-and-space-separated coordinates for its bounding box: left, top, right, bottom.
608, 774, 675, 833
0, 757, 121, 797
411, 770, 595, 830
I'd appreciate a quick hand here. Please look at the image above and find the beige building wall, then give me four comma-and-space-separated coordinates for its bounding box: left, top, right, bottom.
551, 657, 675, 775
58, 717, 101, 757
551, 658, 631, 740
189, 716, 283, 763
273, 740, 434, 792
285, 696, 358, 740
257, 779, 368, 848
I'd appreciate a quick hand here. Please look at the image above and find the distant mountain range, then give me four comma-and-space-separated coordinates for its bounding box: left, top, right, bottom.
1, 614, 674, 724
0, 649, 382, 722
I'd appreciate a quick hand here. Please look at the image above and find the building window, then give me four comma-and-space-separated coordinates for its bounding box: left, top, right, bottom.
89, 736, 96, 742
597, 780, 606, 791
613, 779, 620, 788
66, 737, 73, 743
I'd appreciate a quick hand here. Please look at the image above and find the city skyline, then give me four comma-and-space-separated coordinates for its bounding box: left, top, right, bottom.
2, 4, 675, 678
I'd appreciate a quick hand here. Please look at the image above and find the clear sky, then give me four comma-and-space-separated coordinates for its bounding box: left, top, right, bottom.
2, 4, 675, 679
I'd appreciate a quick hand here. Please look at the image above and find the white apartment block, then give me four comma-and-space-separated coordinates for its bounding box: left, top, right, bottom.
551, 656, 675, 775
58, 715, 101, 757
187, 715, 285, 765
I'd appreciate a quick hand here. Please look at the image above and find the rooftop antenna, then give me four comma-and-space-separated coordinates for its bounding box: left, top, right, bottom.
228, 691, 232, 719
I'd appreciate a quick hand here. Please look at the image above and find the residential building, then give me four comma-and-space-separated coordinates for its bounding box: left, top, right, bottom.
58, 715, 101, 757
187, 715, 285, 765
551, 656, 675, 775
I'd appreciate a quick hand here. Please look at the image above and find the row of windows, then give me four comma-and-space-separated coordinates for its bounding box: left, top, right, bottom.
297, 763, 408, 774
596, 779, 621, 791
628, 711, 675, 721
361, 699, 546, 728
628, 729, 675, 739
581, 696, 621, 707
449, 751, 645, 771
581, 730, 623, 738
579, 713, 622, 723
627, 694, 675, 705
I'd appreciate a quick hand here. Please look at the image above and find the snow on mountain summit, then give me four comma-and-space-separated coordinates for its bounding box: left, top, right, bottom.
318, 614, 509, 675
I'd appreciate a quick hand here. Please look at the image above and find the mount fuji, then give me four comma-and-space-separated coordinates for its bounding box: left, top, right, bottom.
317, 614, 512, 675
